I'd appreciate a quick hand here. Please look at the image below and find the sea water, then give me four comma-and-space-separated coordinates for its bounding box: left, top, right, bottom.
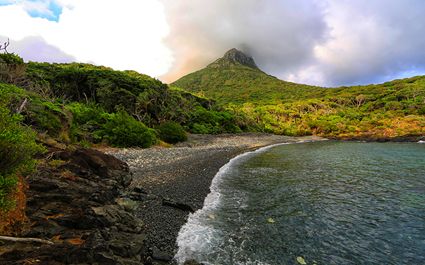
175, 141, 425, 265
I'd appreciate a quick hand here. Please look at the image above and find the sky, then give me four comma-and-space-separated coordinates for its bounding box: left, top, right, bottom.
1, 0, 424, 87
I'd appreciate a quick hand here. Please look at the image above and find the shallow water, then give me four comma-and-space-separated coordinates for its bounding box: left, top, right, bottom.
175, 142, 425, 265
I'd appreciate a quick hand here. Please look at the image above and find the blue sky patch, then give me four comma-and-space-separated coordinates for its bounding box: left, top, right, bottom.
0, 0, 63, 22
26, 0, 63, 22
0, 0, 15, 6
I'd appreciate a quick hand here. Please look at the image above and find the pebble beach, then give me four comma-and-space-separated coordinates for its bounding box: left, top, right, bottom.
109, 133, 324, 263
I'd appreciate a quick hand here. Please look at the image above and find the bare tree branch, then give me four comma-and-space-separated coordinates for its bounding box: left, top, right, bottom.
0, 38, 10, 54
16, 98, 28, 114
0, 235, 54, 245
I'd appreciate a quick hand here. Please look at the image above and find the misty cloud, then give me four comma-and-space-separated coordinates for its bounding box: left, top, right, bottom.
2, 1, 425, 87
161, 0, 425, 87
296, 0, 425, 86
2, 35, 75, 63
160, 0, 328, 83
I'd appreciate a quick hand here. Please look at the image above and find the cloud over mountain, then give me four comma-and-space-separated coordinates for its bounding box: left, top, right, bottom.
1, 35, 75, 63
160, 0, 328, 83
161, 0, 425, 86
1, 0, 425, 86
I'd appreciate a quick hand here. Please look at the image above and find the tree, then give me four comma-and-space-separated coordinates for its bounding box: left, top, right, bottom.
0, 38, 9, 54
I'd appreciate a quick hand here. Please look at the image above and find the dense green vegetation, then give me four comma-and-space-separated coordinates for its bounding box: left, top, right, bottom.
156, 121, 187, 144
173, 49, 425, 139
0, 53, 245, 211
173, 61, 325, 105
23, 61, 244, 135
0, 84, 44, 210
0, 54, 245, 145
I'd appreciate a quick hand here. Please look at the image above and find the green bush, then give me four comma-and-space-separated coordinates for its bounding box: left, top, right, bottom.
25, 99, 65, 137
67, 102, 162, 147
190, 123, 210, 134
66, 102, 104, 143
97, 111, 157, 147
157, 121, 187, 144
188, 107, 241, 134
0, 106, 44, 210
66, 102, 104, 125
0, 53, 24, 65
0, 53, 26, 86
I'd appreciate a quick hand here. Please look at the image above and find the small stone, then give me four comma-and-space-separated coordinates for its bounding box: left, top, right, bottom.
151, 247, 173, 262
115, 198, 138, 212
267, 217, 275, 223
184, 260, 204, 265
297, 256, 307, 265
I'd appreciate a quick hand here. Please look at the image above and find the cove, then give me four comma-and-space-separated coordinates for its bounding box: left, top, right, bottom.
176, 141, 425, 265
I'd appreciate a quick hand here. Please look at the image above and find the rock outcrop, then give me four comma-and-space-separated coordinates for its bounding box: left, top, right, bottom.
0, 148, 148, 264
208, 48, 260, 70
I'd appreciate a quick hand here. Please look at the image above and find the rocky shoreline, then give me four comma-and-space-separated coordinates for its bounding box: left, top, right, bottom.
107, 133, 323, 264
0, 133, 321, 265
2, 132, 423, 264
0, 146, 150, 264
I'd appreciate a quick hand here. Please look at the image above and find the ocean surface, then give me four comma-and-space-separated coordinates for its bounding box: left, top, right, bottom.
175, 141, 425, 265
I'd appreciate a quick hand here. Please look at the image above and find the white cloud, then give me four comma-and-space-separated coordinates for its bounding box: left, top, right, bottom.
160, 0, 327, 83
0, 0, 172, 78
160, 0, 425, 86
2, 0, 425, 86
287, 0, 425, 86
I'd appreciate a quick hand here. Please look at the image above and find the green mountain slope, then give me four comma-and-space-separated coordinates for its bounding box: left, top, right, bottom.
172, 48, 326, 105
172, 49, 425, 139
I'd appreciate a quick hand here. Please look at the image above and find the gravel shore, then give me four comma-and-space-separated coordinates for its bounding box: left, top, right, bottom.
109, 133, 324, 264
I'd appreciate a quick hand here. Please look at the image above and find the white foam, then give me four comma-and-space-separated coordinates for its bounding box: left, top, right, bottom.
418, 140, 425, 143
174, 141, 310, 264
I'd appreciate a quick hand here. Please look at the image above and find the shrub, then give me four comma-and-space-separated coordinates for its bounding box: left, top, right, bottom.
66, 102, 105, 125
66, 102, 106, 143
0, 53, 24, 65
97, 111, 157, 147
190, 123, 210, 134
217, 111, 242, 133
0, 53, 26, 86
24, 99, 66, 137
188, 107, 242, 134
0, 106, 44, 211
157, 121, 187, 144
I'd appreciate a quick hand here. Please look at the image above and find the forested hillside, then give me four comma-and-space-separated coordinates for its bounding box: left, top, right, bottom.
0, 53, 247, 213
173, 49, 425, 138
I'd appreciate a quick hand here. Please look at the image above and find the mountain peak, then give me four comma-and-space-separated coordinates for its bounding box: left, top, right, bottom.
209, 48, 259, 69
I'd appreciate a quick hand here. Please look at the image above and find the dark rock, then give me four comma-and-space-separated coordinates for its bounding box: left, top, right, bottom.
108, 232, 145, 258
152, 247, 173, 262
89, 205, 143, 231
58, 148, 132, 188
222, 48, 259, 69
93, 252, 118, 265
0, 147, 147, 265
209, 48, 259, 70
184, 260, 204, 265
133, 186, 148, 194
162, 198, 195, 213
